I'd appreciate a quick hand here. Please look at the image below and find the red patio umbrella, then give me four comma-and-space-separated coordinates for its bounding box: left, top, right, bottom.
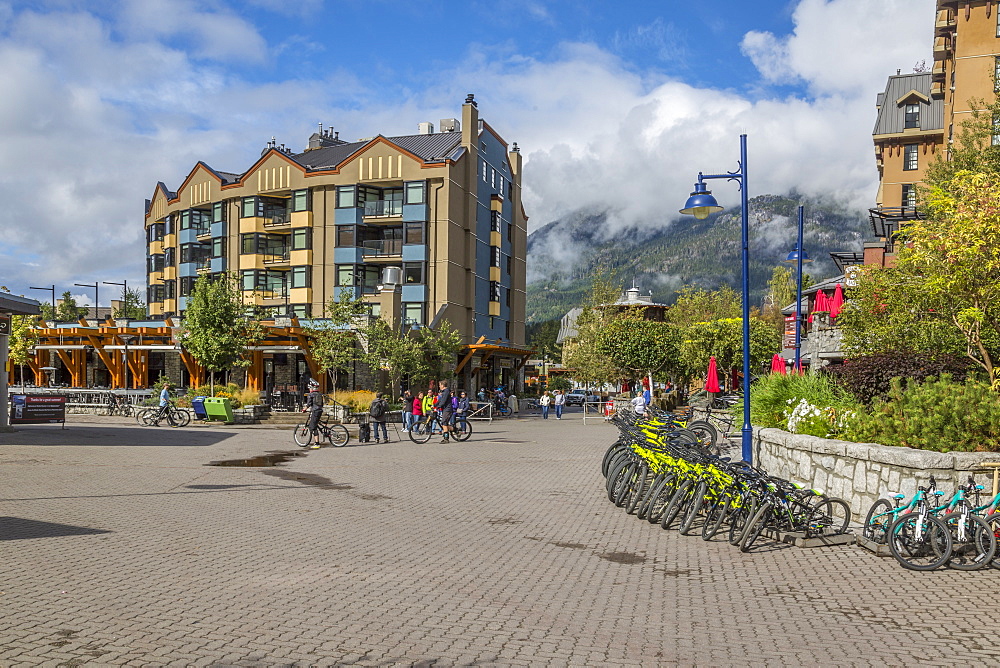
771, 353, 787, 375
705, 356, 721, 393
808, 290, 828, 323
829, 283, 844, 319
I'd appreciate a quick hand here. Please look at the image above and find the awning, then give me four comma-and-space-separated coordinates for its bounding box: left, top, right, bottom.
455, 339, 535, 375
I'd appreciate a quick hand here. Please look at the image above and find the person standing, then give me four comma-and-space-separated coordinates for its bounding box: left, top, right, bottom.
435, 380, 454, 443
399, 389, 414, 432
553, 389, 565, 419
631, 390, 647, 417
422, 390, 438, 433
455, 390, 470, 436
303, 379, 324, 448
369, 392, 389, 443
413, 391, 425, 432
539, 390, 552, 419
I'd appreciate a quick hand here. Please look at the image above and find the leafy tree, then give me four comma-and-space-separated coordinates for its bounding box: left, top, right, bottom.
305, 289, 369, 389
358, 318, 422, 395
39, 291, 88, 321
924, 97, 1000, 191
180, 273, 265, 394
112, 287, 147, 319
412, 321, 463, 388
595, 312, 678, 382
547, 375, 572, 392
677, 316, 780, 381
665, 286, 741, 328
562, 268, 619, 386
527, 318, 562, 360
0, 287, 39, 387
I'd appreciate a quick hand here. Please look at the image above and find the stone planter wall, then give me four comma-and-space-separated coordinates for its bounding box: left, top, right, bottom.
754, 428, 1000, 517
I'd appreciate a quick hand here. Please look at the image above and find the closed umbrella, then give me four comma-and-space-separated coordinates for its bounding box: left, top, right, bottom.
705, 356, 721, 393
829, 283, 844, 319
771, 353, 786, 375
808, 290, 828, 324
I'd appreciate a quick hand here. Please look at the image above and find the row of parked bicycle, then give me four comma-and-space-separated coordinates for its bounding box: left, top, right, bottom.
861, 475, 1000, 571
602, 407, 852, 554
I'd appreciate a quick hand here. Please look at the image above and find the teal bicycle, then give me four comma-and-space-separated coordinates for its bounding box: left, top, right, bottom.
933, 477, 996, 570
863, 477, 953, 571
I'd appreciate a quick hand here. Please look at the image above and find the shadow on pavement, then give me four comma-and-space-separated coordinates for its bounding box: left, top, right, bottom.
0, 517, 112, 541
0, 425, 235, 447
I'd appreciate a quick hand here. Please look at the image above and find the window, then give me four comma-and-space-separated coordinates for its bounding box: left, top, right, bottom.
490, 210, 501, 233
489, 281, 501, 302
505, 321, 510, 339
904, 103, 919, 129
993, 116, 1000, 146
336, 265, 356, 287
292, 189, 310, 212
506, 255, 512, 275
337, 225, 356, 247
148, 222, 165, 243
148, 284, 165, 303
903, 144, 918, 171
212, 237, 226, 259
180, 243, 210, 264
290, 266, 311, 289
242, 197, 257, 218
507, 181, 513, 199
403, 302, 425, 326
164, 216, 174, 236
506, 221, 513, 242
491, 167, 497, 188
241, 233, 255, 254
292, 228, 311, 251
179, 276, 197, 297
404, 222, 425, 245
995, 57, 1000, 92
163, 279, 175, 300
164, 247, 175, 267
902, 184, 916, 208
290, 304, 311, 319
404, 181, 426, 205
336, 185, 356, 208
240, 269, 285, 293
491, 246, 501, 268
336, 264, 379, 293
147, 254, 165, 273
481, 160, 488, 182
505, 287, 511, 307
403, 262, 424, 284
212, 201, 226, 224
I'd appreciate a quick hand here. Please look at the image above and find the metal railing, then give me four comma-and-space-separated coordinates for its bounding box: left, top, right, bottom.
363, 200, 403, 217
265, 212, 291, 226
263, 249, 290, 264
360, 239, 402, 257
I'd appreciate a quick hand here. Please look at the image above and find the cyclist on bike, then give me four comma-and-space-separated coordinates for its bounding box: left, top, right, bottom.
435, 380, 454, 443
303, 380, 324, 449
155, 382, 172, 420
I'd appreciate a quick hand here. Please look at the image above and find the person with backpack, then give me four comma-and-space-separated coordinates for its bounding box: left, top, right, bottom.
434, 380, 454, 443
302, 380, 324, 449
369, 392, 389, 443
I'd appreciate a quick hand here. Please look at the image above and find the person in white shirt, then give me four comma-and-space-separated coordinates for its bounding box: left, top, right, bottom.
631, 391, 647, 416
553, 390, 566, 419
538, 390, 552, 419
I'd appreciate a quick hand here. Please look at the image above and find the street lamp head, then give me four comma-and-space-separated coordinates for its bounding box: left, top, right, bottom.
784, 249, 813, 264
679, 180, 723, 220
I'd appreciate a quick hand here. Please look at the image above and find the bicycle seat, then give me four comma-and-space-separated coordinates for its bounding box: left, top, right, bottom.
887, 492, 905, 499
932, 490, 944, 496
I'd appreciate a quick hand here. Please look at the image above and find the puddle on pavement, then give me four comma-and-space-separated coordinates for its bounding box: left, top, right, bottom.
597, 550, 646, 565
487, 517, 522, 525
206, 451, 306, 467
550, 541, 587, 549
261, 469, 344, 487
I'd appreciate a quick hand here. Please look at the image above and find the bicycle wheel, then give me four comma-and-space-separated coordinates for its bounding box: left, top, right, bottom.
942, 512, 995, 571
985, 513, 1000, 569
136, 408, 153, 425
806, 498, 851, 538
862, 499, 894, 544
602, 441, 625, 478
409, 419, 432, 444
645, 474, 677, 524
888, 512, 953, 571
496, 403, 511, 417
293, 424, 311, 447
607, 460, 634, 503
613, 461, 640, 508
635, 472, 666, 520
702, 488, 734, 541
687, 420, 719, 453
452, 420, 473, 442
729, 497, 758, 546
661, 480, 693, 530
740, 500, 774, 552
327, 424, 350, 447
171, 409, 191, 427
624, 463, 652, 514
679, 481, 708, 535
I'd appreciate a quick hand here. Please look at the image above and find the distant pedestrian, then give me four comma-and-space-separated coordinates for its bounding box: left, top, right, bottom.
456, 391, 470, 432
477, 387, 487, 402
539, 390, 552, 419
400, 390, 414, 432
413, 391, 425, 426
369, 392, 389, 443
507, 392, 519, 415
553, 389, 565, 419
631, 391, 647, 417
435, 381, 454, 443
302, 379, 324, 449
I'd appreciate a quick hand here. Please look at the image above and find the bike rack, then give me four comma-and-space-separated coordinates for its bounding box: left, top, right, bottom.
466, 401, 493, 422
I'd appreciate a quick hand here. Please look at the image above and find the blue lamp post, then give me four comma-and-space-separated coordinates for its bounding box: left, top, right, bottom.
679, 134, 753, 463
783, 205, 812, 373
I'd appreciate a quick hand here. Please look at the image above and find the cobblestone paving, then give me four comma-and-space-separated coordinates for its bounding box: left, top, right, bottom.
1, 411, 998, 666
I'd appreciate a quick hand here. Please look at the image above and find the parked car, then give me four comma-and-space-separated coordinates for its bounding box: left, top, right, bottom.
565, 390, 601, 407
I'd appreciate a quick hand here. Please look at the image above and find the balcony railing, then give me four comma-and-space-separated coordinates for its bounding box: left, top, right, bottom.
264, 212, 291, 227
363, 200, 403, 217
361, 239, 402, 257
196, 258, 211, 272
263, 249, 290, 264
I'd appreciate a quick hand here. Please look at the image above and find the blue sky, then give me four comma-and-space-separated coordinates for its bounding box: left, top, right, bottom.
0, 0, 932, 303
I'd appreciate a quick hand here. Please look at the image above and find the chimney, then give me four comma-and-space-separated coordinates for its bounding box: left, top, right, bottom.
418, 122, 435, 135
462, 93, 479, 152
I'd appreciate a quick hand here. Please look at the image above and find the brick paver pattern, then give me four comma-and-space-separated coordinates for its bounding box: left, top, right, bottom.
1, 411, 998, 666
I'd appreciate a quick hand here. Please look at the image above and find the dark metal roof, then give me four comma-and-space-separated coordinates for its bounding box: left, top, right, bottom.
215, 171, 241, 184
868, 206, 924, 237
0, 293, 42, 316
873, 72, 944, 135
290, 132, 463, 171
830, 251, 865, 274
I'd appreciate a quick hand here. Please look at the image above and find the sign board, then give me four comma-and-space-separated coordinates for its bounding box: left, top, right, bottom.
783, 316, 796, 350
0, 314, 10, 335
10, 394, 67, 424
844, 265, 861, 287
498, 358, 513, 369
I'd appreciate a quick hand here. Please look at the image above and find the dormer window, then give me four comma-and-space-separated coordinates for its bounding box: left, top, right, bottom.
904, 104, 919, 129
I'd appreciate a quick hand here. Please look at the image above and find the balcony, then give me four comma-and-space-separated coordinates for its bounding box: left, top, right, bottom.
363, 200, 403, 218
264, 212, 291, 228
263, 249, 290, 265
933, 36, 950, 57
360, 239, 402, 258
935, 10, 955, 30
196, 258, 211, 273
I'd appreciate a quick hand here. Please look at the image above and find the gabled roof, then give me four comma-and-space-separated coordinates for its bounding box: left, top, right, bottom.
873, 72, 944, 135
290, 132, 463, 171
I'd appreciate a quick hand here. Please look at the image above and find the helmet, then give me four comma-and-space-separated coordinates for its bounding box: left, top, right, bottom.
308, 380, 319, 389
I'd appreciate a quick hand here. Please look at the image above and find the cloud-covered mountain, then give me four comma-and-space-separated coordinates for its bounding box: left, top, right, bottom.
525, 195, 869, 323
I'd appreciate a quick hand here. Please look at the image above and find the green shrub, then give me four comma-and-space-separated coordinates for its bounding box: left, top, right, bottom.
824, 351, 974, 405
742, 373, 859, 437
841, 374, 1000, 452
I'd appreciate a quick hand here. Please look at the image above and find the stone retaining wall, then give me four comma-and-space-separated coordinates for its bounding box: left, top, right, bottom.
753, 428, 1000, 517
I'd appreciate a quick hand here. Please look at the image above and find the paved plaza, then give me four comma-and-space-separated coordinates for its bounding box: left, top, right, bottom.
2, 409, 999, 666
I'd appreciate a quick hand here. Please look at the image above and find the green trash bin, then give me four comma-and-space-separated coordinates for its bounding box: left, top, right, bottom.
202, 397, 235, 423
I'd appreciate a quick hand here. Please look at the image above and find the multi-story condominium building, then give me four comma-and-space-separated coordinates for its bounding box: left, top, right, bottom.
866, 0, 1000, 267
143, 95, 529, 389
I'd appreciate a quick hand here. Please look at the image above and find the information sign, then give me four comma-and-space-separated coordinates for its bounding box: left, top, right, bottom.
10, 395, 67, 425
